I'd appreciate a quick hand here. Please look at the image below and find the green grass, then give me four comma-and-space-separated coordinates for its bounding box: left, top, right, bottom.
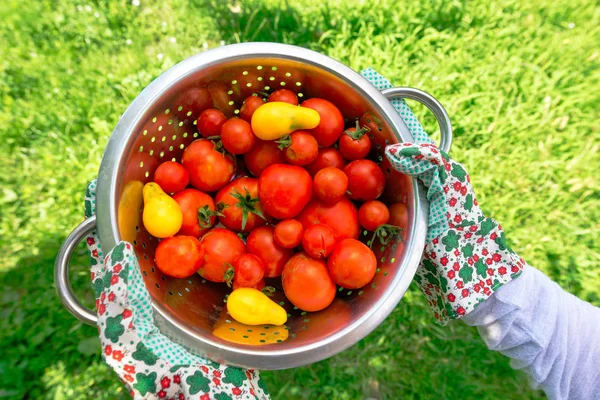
1, 0, 598, 398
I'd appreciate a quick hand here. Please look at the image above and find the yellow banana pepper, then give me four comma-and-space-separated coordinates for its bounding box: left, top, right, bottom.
118, 180, 144, 243
226, 288, 288, 326
251, 101, 320, 140
142, 182, 182, 238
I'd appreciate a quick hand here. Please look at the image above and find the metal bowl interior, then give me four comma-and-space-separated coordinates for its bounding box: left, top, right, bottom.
96, 43, 427, 369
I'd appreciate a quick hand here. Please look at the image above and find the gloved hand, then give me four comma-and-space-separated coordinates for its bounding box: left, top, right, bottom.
84, 180, 269, 399
361, 69, 527, 324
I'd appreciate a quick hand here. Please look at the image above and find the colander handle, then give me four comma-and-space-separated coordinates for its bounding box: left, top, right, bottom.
381, 87, 453, 153
54, 216, 98, 325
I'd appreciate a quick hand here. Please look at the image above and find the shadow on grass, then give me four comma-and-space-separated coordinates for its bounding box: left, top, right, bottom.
0, 237, 125, 399
192, 0, 317, 46
193, 0, 474, 50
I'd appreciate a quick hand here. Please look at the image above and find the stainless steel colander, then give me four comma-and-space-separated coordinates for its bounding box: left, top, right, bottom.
55, 42, 452, 370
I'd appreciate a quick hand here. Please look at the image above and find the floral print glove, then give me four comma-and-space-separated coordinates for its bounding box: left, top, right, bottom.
360, 68, 526, 324
386, 143, 527, 324
84, 180, 269, 399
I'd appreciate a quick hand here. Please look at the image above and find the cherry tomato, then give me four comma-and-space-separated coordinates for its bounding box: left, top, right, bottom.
313, 167, 348, 204
328, 238, 377, 289
358, 200, 390, 231
182, 139, 235, 192
379, 157, 412, 204
240, 96, 265, 122
274, 219, 304, 249
243, 139, 286, 177
276, 130, 318, 166
344, 159, 386, 201
338, 124, 371, 160
247, 226, 293, 278
155, 236, 204, 278
302, 224, 336, 258
268, 89, 298, 105
301, 98, 344, 147
208, 82, 236, 118
220, 118, 255, 155
282, 253, 336, 312
196, 108, 227, 138
258, 164, 313, 219
230, 253, 265, 288
199, 228, 245, 282
233, 278, 265, 291
173, 88, 213, 121
305, 147, 346, 176
231, 70, 261, 99
215, 177, 267, 232
297, 197, 360, 240
153, 161, 189, 194
389, 202, 408, 240
173, 189, 217, 237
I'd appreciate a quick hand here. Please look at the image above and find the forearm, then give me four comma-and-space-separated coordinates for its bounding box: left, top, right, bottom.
463, 266, 600, 400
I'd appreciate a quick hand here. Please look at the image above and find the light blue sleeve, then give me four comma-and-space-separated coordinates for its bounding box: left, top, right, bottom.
462, 266, 600, 400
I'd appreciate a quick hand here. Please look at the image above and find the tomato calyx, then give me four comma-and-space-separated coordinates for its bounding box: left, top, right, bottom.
261, 286, 276, 297
275, 135, 292, 150
370, 224, 404, 248
197, 205, 222, 229
344, 120, 370, 140
255, 90, 270, 99
224, 264, 235, 287
207, 136, 228, 155
224, 188, 267, 231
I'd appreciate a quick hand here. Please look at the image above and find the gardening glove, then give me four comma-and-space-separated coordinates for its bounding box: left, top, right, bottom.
361, 69, 527, 324
84, 180, 269, 399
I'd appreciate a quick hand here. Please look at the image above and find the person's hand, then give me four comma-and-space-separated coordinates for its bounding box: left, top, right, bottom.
84, 180, 269, 399
361, 69, 527, 324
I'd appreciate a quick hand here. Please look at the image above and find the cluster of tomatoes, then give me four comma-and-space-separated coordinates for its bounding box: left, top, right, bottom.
148, 88, 407, 313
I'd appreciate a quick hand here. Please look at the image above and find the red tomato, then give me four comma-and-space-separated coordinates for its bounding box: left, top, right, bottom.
389, 202, 409, 240
358, 200, 390, 231
302, 224, 336, 258
379, 157, 412, 204
208, 82, 236, 118
215, 177, 267, 232
173, 88, 213, 121
220, 118, 255, 155
182, 139, 235, 192
232, 70, 261, 99
243, 139, 286, 177
240, 96, 265, 122
338, 125, 372, 160
301, 98, 344, 147
282, 253, 336, 312
258, 164, 312, 219
231, 253, 265, 288
273, 219, 304, 249
277, 130, 318, 166
267, 89, 298, 105
173, 189, 217, 237
199, 228, 245, 282
153, 161, 189, 194
344, 160, 386, 201
328, 238, 377, 289
297, 197, 360, 240
247, 226, 293, 278
155, 236, 204, 278
305, 147, 346, 176
313, 167, 348, 204
196, 109, 227, 138
233, 278, 265, 291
